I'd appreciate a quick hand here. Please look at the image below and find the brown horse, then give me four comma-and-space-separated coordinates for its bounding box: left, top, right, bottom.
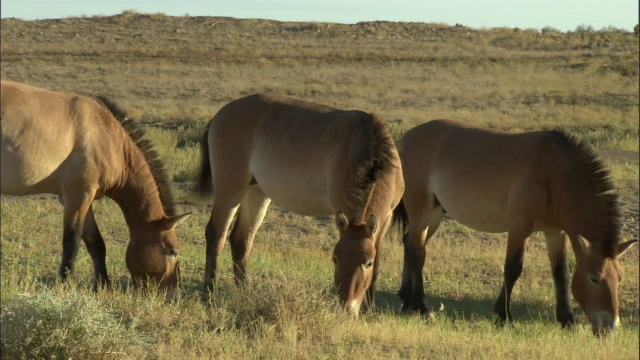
393, 119, 636, 335
1, 80, 191, 291
198, 93, 404, 315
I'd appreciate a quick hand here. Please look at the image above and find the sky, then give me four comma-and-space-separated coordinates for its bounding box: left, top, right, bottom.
1, 0, 638, 32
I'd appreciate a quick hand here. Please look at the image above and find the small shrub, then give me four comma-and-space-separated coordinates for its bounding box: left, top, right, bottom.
1, 293, 151, 359
541, 26, 561, 34
574, 24, 595, 33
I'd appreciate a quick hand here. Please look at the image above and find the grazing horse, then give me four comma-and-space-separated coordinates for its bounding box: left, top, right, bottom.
0, 80, 191, 291
393, 119, 636, 335
198, 93, 404, 315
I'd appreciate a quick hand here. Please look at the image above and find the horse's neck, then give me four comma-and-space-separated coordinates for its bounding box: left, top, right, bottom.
109, 153, 166, 228
559, 191, 612, 254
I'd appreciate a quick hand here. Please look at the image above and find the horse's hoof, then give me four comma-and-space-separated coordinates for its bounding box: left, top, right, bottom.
400, 302, 412, 312
560, 314, 576, 329
420, 308, 436, 320
494, 318, 515, 329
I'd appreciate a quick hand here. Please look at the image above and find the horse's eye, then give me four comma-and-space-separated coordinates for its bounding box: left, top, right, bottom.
364, 259, 374, 269
589, 276, 600, 284
166, 248, 179, 257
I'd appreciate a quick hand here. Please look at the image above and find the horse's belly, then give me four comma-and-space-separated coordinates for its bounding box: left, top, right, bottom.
432, 178, 510, 233
0, 147, 56, 195
442, 201, 509, 233
253, 169, 333, 217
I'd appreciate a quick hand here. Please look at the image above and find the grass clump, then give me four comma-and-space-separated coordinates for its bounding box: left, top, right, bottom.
1, 292, 150, 359
205, 276, 348, 343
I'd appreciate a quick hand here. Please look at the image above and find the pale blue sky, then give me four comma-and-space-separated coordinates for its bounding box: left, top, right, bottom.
1, 0, 638, 32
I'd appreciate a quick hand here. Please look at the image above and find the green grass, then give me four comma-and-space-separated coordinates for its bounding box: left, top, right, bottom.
2, 191, 638, 359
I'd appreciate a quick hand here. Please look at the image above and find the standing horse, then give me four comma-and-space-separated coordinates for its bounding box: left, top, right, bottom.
198, 93, 404, 315
393, 119, 636, 335
1, 80, 190, 291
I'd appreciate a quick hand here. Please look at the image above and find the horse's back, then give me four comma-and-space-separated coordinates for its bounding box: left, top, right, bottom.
1, 80, 121, 196
400, 119, 570, 178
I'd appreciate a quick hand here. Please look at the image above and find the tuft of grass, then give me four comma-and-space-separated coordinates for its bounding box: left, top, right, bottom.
1, 292, 151, 359
204, 276, 350, 342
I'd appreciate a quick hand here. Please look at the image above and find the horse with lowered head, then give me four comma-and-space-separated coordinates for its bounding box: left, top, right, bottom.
198, 93, 404, 315
393, 119, 636, 336
1, 80, 190, 292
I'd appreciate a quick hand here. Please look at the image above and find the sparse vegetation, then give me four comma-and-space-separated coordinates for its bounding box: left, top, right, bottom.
1, 12, 638, 359
1, 291, 151, 359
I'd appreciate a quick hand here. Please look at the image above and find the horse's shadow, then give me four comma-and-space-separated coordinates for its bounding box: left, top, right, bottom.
374, 289, 637, 327
374, 290, 556, 324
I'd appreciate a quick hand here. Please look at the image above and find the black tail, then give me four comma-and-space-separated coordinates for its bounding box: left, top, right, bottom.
391, 199, 408, 241
198, 123, 214, 195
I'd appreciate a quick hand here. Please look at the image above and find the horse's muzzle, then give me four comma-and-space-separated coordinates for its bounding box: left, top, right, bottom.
345, 299, 361, 317
591, 312, 619, 337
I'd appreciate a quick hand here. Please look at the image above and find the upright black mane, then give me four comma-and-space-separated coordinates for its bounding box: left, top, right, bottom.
350, 112, 399, 219
94, 95, 177, 217
554, 130, 621, 257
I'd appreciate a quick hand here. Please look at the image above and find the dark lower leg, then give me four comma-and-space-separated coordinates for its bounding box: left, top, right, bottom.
204, 219, 222, 292
493, 251, 524, 324
399, 233, 430, 313
59, 226, 82, 281
229, 225, 250, 285
82, 209, 110, 291
551, 255, 575, 327
409, 246, 430, 313
545, 231, 575, 327
398, 234, 413, 309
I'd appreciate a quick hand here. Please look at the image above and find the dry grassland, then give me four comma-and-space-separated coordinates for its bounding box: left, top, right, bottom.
1, 12, 638, 359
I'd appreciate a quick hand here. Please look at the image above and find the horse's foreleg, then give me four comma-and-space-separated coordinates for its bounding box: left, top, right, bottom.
363, 213, 392, 313
229, 187, 271, 285
544, 230, 575, 328
398, 199, 442, 316
493, 224, 531, 326
82, 205, 110, 291
59, 188, 96, 282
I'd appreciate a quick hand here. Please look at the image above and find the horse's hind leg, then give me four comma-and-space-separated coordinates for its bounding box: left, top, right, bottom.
204, 172, 252, 293
544, 230, 575, 328
228, 186, 271, 284
493, 222, 532, 325
59, 187, 97, 282
82, 205, 110, 291
398, 193, 443, 315
204, 199, 241, 293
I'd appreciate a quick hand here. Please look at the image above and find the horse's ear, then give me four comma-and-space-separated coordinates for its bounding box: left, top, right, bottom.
160, 213, 192, 231
577, 235, 591, 254
616, 240, 638, 258
366, 214, 379, 236
335, 211, 349, 232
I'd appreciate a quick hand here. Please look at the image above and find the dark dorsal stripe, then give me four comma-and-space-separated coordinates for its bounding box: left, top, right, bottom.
94, 95, 177, 217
